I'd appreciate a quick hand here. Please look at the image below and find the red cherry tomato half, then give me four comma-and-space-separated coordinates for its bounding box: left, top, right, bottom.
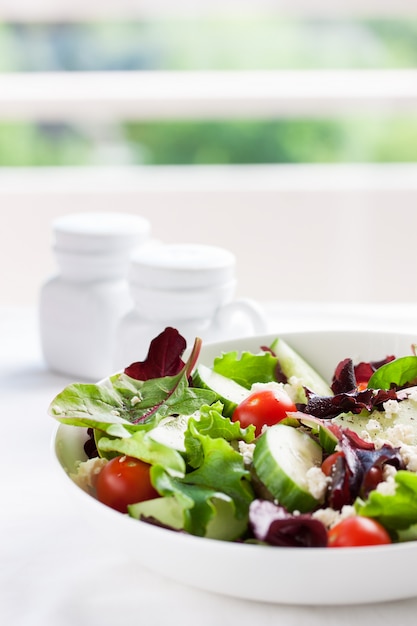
328, 516, 392, 548
321, 451, 344, 476
232, 389, 297, 436
96, 455, 158, 513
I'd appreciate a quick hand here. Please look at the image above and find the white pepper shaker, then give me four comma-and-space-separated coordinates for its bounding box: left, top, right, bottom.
114, 242, 267, 369
39, 211, 151, 380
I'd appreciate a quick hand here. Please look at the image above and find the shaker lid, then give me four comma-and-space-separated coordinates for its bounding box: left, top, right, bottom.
129, 243, 236, 290
53, 212, 151, 253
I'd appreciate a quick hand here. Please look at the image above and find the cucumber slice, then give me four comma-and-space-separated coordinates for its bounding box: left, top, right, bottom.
270, 337, 332, 400
129, 495, 247, 541
129, 496, 184, 530
193, 364, 250, 416
300, 416, 338, 453
253, 424, 323, 513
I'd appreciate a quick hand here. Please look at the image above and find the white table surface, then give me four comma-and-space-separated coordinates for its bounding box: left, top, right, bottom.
3, 302, 417, 626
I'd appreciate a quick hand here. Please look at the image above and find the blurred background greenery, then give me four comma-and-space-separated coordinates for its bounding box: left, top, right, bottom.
0, 17, 416, 166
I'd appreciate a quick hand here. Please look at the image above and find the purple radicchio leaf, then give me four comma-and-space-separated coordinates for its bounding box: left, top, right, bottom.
354, 355, 396, 385
331, 356, 396, 393
300, 387, 399, 420
249, 499, 328, 548
325, 425, 405, 509
124, 327, 187, 380
331, 358, 357, 394
125, 330, 203, 425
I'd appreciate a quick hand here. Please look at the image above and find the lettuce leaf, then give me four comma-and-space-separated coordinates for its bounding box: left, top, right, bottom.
355, 470, 417, 530
367, 356, 417, 390
150, 414, 254, 536
97, 430, 186, 477
213, 350, 278, 389
184, 401, 255, 468
49, 373, 215, 434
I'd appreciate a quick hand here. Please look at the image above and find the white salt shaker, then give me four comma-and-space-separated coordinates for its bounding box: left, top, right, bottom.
39, 212, 151, 380
114, 242, 267, 369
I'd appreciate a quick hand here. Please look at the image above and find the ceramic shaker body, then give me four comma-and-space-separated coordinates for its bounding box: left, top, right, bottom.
39, 212, 151, 380
115, 242, 267, 369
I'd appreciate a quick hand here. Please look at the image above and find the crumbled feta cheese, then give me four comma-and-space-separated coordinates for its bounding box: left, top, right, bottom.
400, 444, 417, 472
360, 430, 374, 444
250, 378, 303, 404
250, 381, 286, 394
376, 471, 397, 496
70, 456, 108, 493
130, 395, 141, 406
306, 466, 330, 501
238, 441, 255, 465
382, 464, 397, 481
285, 376, 306, 403
379, 424, 415, 447
365, 419, 382, 434
312, 505, 356, 529
382, 399, 399, 419
110, 409, 121, 417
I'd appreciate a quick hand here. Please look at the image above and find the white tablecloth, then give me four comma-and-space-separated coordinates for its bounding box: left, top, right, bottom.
3, 303, 417, 626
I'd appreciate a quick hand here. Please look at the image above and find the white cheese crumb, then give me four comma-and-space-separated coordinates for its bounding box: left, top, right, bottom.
130, 395, 141, 406
251, 381, 284, 391
305, 466, 330, 501
382, 399, 399, 419
238, 441, 255, 465
285, 376, 306, 403
376, 471, 397, 496
360, 430, 374, 443
110, 409, 121, 417
382, 464, 397, 481
312, 505, 356, 529
365, 419, 382, 434
250, 378, 303, 404
378, 424, 415, 447
400, 444, 417, 472
69, 456, 108, 493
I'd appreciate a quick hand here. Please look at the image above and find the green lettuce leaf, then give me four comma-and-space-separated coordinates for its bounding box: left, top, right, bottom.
48, 372, 216, 435
97, 430, 186, 477
213, 350, 278, 389
355, 470, 417, 530
367, 356, 417, 390
151, 422, 254, 536
184, 401, 255, 468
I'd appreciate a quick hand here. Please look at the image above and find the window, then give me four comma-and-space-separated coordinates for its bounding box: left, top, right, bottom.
1, 1, 417, 305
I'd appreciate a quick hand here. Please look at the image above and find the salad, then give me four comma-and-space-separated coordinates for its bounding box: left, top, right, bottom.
50, 327, 417, 549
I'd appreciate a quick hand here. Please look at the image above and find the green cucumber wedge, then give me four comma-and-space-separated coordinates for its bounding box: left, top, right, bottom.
193, 364, 250, 416
129, 495, 247, 541
270, 337, 332, 400
253, 423, 323, 513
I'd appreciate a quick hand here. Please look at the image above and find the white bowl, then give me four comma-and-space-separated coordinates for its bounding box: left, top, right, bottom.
53, 329, 417, 605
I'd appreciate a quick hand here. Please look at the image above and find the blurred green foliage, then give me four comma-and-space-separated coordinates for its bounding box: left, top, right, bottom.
0, 18, 416, 166
123, 117, 417, 165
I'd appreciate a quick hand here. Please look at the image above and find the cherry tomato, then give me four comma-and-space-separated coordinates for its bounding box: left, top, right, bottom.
321, 451, 344, 476
362, 466, 384, 493
232, 389, 296, 436
96, 455, 158, 513
356, 381, 368, 391
328, 516, 391, 548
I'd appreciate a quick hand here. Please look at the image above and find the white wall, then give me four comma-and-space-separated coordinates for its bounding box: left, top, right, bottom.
2, 164, 416, 307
